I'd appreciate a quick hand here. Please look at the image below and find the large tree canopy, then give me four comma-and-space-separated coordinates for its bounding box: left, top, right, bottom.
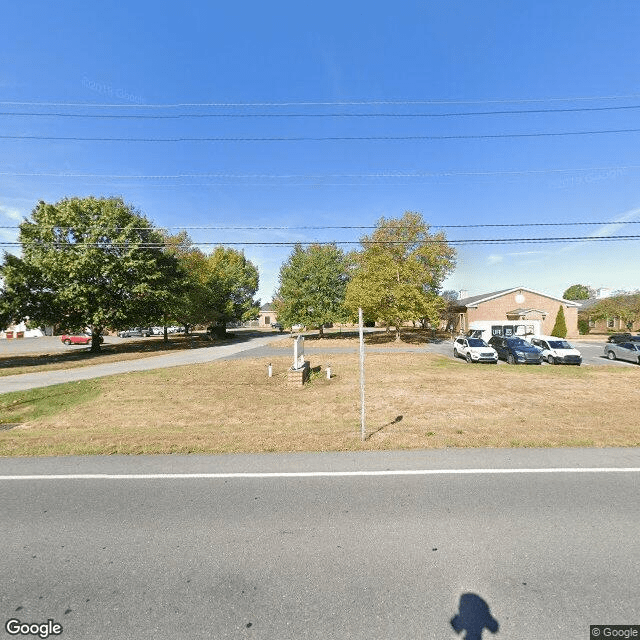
205, 246, 260, 331
274, 243, 349, 335
344, 211, 456, 339
160, 234, 260, 336
563, 284, 593, 300
0, 197, 183, 351
587, 293, 640, 330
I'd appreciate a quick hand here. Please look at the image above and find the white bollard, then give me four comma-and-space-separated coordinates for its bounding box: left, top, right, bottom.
268, 363, 272, 377
326, 365, 331, 379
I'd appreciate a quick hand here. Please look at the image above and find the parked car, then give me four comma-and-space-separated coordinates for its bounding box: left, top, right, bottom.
167, 326, 184, 334
528, 335, 582, 365
453, 336, 498, 363
291, 324, 304, 332
271, 322, 284, 332
60, 333, 103, 345
607, 333, 633, 343
603, 342, 640, 364
118, 327, 152, 338
151, 326, 164, 335
488, 336, 543, 365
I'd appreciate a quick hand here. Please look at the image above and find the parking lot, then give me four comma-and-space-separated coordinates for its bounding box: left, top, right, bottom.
440, 337, 638, 367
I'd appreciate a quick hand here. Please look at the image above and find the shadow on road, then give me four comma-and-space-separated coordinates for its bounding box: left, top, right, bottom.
451, 593, 499, 639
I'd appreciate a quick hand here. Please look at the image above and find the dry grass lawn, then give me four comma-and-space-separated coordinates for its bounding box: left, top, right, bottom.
1, 352, 639, 456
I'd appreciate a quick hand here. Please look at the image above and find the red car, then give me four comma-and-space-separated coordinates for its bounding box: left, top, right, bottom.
60, 333, 103, 345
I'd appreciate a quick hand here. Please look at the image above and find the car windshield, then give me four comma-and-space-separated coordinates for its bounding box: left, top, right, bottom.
467, 338, 486, 347
548, 340, 571, 349
507, 338, 528, 346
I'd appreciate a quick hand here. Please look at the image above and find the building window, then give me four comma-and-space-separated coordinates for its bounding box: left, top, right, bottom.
607, 317, 615, 329
264, 316, 270, 325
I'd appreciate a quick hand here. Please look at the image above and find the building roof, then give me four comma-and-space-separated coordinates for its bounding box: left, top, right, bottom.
575, 297, 600, 310
260, 303, 275, 312
454, 287, 582, 309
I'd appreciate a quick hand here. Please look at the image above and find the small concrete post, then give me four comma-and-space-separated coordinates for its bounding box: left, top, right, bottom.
268, 363, 272, 377
326, 364, 331, 379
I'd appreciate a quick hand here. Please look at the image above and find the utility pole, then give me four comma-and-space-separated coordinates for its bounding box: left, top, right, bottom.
359, 307, 365, 441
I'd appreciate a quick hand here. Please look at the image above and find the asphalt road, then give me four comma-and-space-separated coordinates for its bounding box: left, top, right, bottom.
1, 449, 638, 639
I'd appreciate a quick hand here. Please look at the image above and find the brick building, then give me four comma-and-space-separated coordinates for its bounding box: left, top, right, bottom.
257, 303, 277, 327
450, 287, 581, 338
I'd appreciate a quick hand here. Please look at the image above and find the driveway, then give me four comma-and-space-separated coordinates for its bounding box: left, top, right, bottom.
0, 332, 289, 393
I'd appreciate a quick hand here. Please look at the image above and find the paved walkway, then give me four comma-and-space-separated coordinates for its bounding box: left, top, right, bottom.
0, 333, 290, 393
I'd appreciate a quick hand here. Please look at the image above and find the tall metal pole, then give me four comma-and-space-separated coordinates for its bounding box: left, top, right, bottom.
359, 307, 365, 441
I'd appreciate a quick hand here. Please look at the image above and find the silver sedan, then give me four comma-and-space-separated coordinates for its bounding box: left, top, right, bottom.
603, 341, 640, 364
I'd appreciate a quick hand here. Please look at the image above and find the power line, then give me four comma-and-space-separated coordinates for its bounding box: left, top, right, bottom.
2, 235, 639, 248
0, 165, 635, 180
3, 128, 640, 143
2, 104, 640, 119
2, 93, 640, 108
3, 221, 640, 231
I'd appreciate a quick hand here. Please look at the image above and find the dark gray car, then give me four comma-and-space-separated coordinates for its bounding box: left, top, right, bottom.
488, 336, 543, 365
603, 342, 640, 364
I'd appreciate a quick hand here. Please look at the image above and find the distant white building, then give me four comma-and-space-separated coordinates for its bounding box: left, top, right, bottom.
1, 321, 44, 339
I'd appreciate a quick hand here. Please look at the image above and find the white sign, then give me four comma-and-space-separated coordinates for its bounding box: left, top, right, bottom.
293, 336, 305, 369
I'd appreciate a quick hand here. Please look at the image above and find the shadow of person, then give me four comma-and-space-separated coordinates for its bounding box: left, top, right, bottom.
451, 593, 499, 639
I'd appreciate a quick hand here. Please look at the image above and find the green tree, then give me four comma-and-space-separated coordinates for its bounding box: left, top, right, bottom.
204, 246, 260, 334
344, 212, 456, 340
0, 197, 183, 352
275, 243, 349, 336
551, 305, 568, 337
160, 236, 260, 337
563, 284, 593, 300
588, 293, 640, 330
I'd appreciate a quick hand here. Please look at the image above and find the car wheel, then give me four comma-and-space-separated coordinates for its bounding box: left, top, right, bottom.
507, 354, 516, 365
466, 353, 472, 363
453, 348, 458, 358
547, 356, 555, 365
607, 351, 616, 360
63, 339, 71, 345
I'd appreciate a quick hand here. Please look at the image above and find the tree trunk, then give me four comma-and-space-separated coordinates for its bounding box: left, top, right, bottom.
318, 324, 324, 338
90, 326, 102, 353
163, 314, 168, 343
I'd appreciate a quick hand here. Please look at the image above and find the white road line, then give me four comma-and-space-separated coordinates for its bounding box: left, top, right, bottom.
1, 468, 639, 480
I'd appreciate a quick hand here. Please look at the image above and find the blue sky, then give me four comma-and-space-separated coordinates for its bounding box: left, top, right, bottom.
1, 2, 639, 303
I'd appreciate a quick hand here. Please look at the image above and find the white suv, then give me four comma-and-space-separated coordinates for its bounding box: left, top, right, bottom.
527, 335, 582, 365
453, 336, 498, 364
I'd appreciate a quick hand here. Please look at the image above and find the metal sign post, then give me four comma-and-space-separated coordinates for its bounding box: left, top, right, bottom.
359, 307, 365, 441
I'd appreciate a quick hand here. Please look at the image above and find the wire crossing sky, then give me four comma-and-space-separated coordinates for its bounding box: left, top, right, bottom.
1, 2, 639, 300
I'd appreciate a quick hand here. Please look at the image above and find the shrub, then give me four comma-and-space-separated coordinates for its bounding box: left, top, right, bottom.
551, 306, 568, 338
578, 318, 590, 335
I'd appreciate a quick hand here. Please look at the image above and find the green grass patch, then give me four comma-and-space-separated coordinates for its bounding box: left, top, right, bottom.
0, 379, 102, 426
